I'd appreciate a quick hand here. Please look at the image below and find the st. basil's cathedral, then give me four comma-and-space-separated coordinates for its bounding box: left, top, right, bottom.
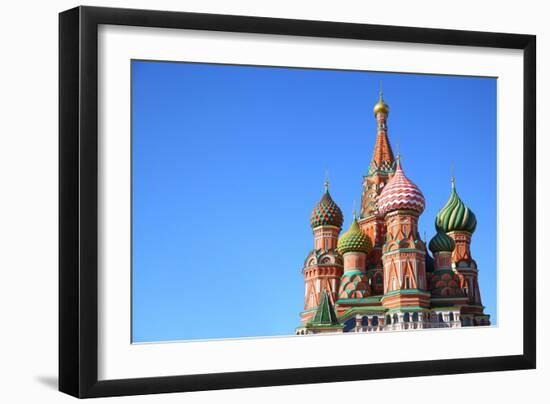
296, 92, 491, 335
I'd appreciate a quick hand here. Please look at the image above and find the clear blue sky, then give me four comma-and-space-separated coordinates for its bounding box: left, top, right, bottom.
131, 60, 497, 342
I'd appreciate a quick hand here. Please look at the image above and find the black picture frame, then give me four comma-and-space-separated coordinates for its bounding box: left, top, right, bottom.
59, 5, 536, 398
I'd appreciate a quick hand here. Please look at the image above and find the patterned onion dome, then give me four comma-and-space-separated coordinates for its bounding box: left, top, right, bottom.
373, 92, 389, 116
310, 184, 344, 229
378, 159, 425, 215
435, 178, 477, 233
429, 230, 456, 254
337, 214, 372, 254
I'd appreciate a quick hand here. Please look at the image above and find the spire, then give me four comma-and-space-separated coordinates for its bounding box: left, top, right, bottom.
369, 89, 394, 175
310, 290, 340, 327
369, 130, 395, 174
324, 169, 329, 193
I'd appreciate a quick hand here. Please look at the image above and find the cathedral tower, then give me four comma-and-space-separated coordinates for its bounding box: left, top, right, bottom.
427, 230, 465, 327
337, 212, 372, 299
359, 90, 396, 295
378, 158, 430, 322
435, 178, 490, 325
301, 180, 344, 325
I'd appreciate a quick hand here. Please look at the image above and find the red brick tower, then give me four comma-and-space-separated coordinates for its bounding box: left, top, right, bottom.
435, 177, 490, 326
377, 158, 430, 323
428, 229, 467, 327
337, 212, 372, 300
359, 90, 396, 296
301, 180, 344, 325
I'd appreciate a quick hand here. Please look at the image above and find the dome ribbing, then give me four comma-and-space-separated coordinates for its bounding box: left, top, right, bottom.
435, 178, 477, 233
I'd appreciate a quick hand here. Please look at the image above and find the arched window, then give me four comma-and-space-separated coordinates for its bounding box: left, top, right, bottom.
403, 312, 410, 322
449, 312, 455, 322
438, 313, 444, 323
404, 277, 411, 289
343, 318, 356, 333
412, 312, 419, 322
393, 313, 399, 323
361, 316, 369, 326
372, 316, 379, 326
386, 315, 392, 325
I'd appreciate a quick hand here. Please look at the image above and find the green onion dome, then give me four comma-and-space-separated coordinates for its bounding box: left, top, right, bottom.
429, 229, 456, 254
435, 178, 477, 233
337, 214, 372, 254
310, 184, 344, 229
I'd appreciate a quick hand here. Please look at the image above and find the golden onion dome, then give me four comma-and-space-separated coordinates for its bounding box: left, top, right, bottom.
373, 92, 389, 116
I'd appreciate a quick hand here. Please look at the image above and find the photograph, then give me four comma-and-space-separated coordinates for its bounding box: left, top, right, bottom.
131, 60, 496, 342
0, 1, 543, 402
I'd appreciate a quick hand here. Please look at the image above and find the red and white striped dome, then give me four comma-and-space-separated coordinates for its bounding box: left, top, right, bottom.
378, 160, 425, 215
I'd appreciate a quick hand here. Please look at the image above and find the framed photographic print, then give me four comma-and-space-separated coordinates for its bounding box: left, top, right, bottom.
59, 6, 536, 398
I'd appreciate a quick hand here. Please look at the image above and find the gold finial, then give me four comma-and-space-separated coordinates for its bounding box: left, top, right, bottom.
324, 169, 329, 192
450, 162, 455, 189
373, 82, 389, 116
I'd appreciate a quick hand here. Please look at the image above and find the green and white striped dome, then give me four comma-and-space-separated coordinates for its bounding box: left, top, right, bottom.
429, 229, 456, 254
435, 178, 477, 234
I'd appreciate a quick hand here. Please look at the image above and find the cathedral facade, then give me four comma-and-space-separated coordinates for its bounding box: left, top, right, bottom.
296, 92, 491, 335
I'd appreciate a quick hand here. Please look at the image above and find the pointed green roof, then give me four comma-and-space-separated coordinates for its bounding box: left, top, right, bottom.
310, 290, 340, 327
